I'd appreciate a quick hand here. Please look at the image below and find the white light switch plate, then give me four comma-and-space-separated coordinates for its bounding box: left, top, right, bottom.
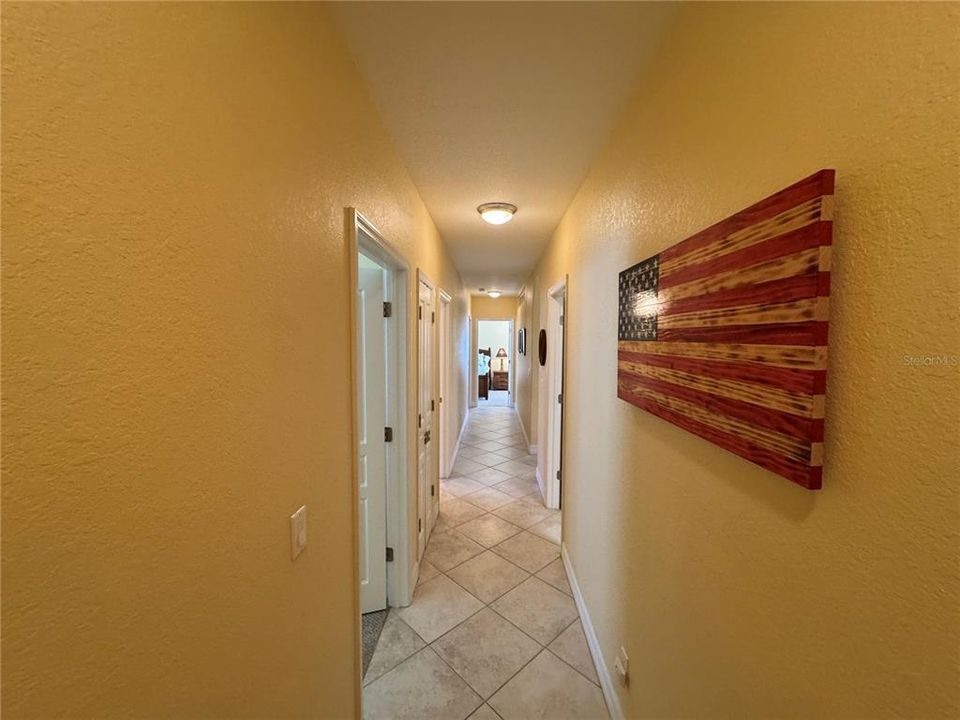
290, 505, 307, 560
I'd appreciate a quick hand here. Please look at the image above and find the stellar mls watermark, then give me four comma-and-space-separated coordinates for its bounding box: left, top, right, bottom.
902, 353, 959, 367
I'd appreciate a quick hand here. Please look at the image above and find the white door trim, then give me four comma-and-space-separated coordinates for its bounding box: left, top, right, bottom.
416, 270, 438, 558
357, 252, 388, 614
438, 289, 453, 478
545, 278, 567, 510
347, 209, 412, 615
562, 543, 622, 720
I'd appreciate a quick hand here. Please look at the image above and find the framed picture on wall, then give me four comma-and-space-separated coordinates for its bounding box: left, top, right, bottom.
616, 169, 835, 490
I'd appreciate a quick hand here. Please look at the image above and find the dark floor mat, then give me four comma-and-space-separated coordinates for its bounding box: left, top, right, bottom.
361, 608, 389, 678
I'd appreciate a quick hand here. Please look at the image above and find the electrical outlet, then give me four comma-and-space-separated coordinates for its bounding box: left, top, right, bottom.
614, 645, 630, 688
290, 505, 307, 560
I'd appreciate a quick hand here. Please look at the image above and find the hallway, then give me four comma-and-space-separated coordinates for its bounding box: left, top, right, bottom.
362, 406, 602, 719
4, 3, 957, 718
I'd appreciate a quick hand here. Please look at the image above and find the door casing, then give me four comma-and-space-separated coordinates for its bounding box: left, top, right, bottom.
473, 317, 516, 405
416, 271, 438, 560
348, 208, 413, 620
357, 253, 388, 613
438, 289, 453, 478
544, 278, 567, 510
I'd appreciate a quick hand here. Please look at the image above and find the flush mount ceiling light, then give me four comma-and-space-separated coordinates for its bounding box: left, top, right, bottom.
487, 289, 502, 298
477, 202, 517, 225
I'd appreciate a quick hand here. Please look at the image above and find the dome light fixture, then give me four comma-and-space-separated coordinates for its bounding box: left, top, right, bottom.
477, 202, 517, 225
487, 289, 502, 298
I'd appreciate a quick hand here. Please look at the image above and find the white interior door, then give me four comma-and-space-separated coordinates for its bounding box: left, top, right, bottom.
546, 284, 566, 510
508, 320, 515, 406
552, 297, 565, 508
358, 255, 387, 613
438, 294, 451, 478
417, 279, 436, 558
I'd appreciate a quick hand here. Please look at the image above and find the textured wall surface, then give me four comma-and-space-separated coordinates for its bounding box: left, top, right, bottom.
528, 3, 959, 717
470, 295, 520, 321
1, 3, 466, 718
514, 283, 537, 446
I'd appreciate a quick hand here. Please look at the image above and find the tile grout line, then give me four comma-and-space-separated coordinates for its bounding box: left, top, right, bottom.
434, 492, 557, 542
542, 616, 604, 688
370, 586, 594, 703
370, 410, 587, 718
438, 571, 544, 650
430, 525, 559, 577
436, 555, 599, 693
429, 568, 579, 705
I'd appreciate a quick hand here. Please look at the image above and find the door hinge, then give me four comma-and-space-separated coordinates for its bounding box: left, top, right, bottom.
418, 518, 422, 532
418, 413, 422, 428
424, 430, 431, 445
418, 306, 422, 320
431, 311, 435, 324
560, 315, 564, 326
384, 427, 393, 442
431, 484, 435, 497
558, 393, 563, 405
556, 470, 562, 481
383, 302, 392, 318
431, 399, 435, 412
385, 547, 394, 562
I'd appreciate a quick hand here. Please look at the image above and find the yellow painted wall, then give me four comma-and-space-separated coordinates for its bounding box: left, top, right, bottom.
1, 3, 467, 718
470, 294, 519, 320
529, 3, 959, 717
514, 284, 537, 446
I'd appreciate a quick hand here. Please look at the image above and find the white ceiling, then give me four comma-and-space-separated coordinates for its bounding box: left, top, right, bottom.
331, 2, 675, 294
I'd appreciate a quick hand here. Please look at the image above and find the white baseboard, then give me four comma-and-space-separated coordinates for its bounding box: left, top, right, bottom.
511, 408, 538, 458
515, 406, 531, 449
403, 559, 419, 607
561, 543, 622, 720
449, 411, 469, 474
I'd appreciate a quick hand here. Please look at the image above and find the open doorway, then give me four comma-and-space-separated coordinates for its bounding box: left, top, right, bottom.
348, 209, 412, 687
477, 319, 514, 407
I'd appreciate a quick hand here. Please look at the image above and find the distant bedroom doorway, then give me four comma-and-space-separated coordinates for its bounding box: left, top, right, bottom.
477, 319, 514, 407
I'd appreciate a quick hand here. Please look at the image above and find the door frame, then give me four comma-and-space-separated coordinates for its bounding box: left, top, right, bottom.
544, 278, 567, 509
347, 208, 412, 620
438, 289, 453, 478
416, 269, 439, 558
474, 317, 515, 406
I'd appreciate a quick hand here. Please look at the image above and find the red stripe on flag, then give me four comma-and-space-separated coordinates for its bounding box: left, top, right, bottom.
617, 350, 823, 395
659, 170, 835, 263
656, 321, 829, 346
816, 266, 832, 297
659, 223, 828, 291
658, 274, 823, 317
617, 387, 822, 489
619, 372, 821, 445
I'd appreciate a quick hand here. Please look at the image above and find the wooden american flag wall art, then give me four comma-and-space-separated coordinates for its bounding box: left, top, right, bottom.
617, 170, 834, 490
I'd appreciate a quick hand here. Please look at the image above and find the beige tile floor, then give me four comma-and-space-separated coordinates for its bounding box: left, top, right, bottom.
363, 405, 607, 720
